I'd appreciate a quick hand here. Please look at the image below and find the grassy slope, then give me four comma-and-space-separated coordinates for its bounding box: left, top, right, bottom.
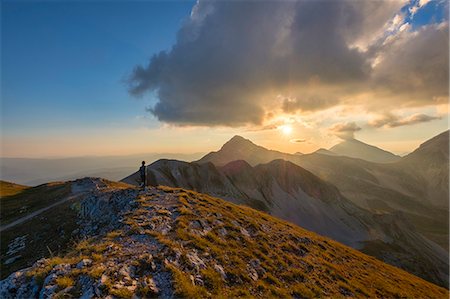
0, 182, 71, 225
158, 187, 448, 298
0, 180, 28, 197
0, 199, 80, 279
1, 181, 76, 279
20, 186, 447, 298
0, 179, 132, 279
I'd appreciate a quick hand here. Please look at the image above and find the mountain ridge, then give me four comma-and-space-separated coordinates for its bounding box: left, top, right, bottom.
198, 135, 403, 166
197, 130, 449, 215
329, 138, 401, 163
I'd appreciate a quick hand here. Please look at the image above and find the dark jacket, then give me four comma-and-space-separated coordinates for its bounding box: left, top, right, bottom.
139, 165, 146, 178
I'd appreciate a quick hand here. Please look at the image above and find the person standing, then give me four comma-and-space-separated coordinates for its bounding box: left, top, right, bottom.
139, 161, 146, 189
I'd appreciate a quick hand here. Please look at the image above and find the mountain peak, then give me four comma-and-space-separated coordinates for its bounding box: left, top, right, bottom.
329, 138, 400, 163
221, 135, 255, 149
313, 148, 338, 156
229, 135, 248, 142
197, 135, 296, 166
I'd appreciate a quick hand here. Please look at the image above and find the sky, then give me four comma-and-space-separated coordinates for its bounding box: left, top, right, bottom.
1, 0, 449, 158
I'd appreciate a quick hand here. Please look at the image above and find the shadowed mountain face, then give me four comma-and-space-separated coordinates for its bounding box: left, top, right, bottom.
2, 182, 447, 298
196, 131, 449, 250
296, 150, 449, 212
122, 159, 449, 287
298, 132, 450, 251
329, 138, 401, 163
397, 130, 449, 208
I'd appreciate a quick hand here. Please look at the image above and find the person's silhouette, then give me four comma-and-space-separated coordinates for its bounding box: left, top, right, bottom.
139, 161, 146, 189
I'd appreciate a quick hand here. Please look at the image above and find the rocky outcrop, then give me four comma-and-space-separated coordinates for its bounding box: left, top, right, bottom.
0, 268, 39, 299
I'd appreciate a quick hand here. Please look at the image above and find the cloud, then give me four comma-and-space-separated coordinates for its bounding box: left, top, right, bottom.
281, 93, 340, 114
329, 122, 361, 139
369, 113, 441, 128
290, 138, 306, 143
128, 0, 448, 127
369, 22, 449, 108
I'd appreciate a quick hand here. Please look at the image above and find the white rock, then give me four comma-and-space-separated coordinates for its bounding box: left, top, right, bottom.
240, 227, 250, 238
213, 264, 227, 280
77, 258, 93, 269
39, 285, 58, 299
186, 251, 206, 270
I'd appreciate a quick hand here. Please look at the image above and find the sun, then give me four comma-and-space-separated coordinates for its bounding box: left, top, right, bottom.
280, 125, 293, 135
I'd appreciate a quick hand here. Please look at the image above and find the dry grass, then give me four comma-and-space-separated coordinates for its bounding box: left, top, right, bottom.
154, 186, 449, 298
88, 264, 106, 278
109, 287, 134, 299
26, 256, 76, 286
56, 276, 74, 289
0, 180, 28, 197
0, 182, 70, 225
106, 230, 123, 239
103, 180, 133, 190
167, 263, 209, 298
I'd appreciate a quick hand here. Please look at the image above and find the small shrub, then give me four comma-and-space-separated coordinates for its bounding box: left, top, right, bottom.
56, 276, 74, 289
106, 230, 122, 239
88, 265, 105, 279
291, 283, 316, 299
109, 287, 134, 299
167, 264, 208, 298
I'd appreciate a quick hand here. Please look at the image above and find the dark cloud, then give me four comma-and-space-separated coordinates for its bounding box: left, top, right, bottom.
370, 22, 449, 107
282, 94, 339, 114
369, 113, 441, 128
128, 0, 447, 126
329, 122, 361, 139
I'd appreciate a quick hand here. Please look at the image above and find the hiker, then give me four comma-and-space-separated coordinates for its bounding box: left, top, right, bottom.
139, 161, 146, 189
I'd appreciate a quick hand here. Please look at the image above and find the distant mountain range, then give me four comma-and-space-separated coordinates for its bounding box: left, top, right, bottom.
198, 131, 449, 210
122, 131, 450, 287
198, 135, 402, 165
